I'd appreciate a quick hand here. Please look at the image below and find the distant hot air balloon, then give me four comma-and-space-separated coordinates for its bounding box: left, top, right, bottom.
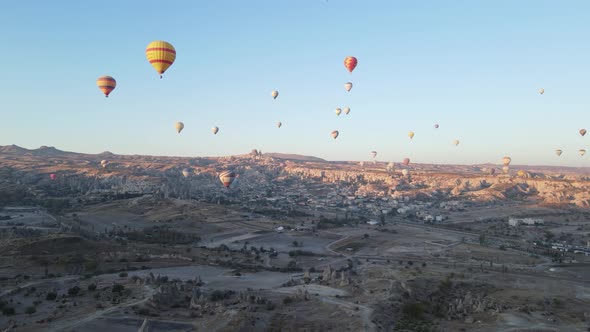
401, 169, 409, 177
335, 108, 342, 116
344, 56, 358, 73
502, 166, 510, 174
277, 121, 282, 128
580, 149, 586, 156
271, 90, 279, 100
50, 174, 57, 181
580, 129, 587, 137
488, 168, 496, 176
387, 162, 395, 172
408, 131, 415, 140
539, 88, 545, 95
502, 156, 512, 166
182, 168, 191, 178
212, 126, 219, 135
100, 160, 108, 168
145, 41, 176, 78
555, 149, 562, 156
344, 82, 353, 92
96, 76, 116, 97
402, 158, 410, 166
175, 122, 184, 134
219, 170, 236, 188
517, 170, 527, 177
344, 107, 351, 115
359, 161, 365, 167
331, 130, 339, 139
453, 139, 460, 146
434, 124, 439, 129
371, 151, 377, 159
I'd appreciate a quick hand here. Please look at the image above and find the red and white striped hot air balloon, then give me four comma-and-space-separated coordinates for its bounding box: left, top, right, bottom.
344, 56, 357, 73
219, 170, 236, 189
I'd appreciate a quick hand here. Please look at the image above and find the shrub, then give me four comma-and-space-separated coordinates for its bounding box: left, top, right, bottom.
87, 284, 97, 291
283, 296, 294, 305
2, 307, 15, 316
402, 302, 424, 320
25, 306, 36, 314
46, 292, 58, 300
112, 284, 125, 293
119, 272, 128, 278
68, 286, 81, 296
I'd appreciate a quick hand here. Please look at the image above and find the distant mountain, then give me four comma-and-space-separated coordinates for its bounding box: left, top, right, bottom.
0, 144, 31, 155
264, 153, 326, 162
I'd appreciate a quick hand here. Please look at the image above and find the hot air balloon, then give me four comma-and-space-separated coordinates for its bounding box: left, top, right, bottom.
539, 88, 544, 95
96, 76, 116, 97
517, 170, 527, 177
182, 168, 191, 178
212, 126, 219, 135
219, 170, 236, 188
408, 131, 415, 140
387, 162, 395, 172
502, 156, 512, 166
488, 168, 496, 175
175, 122, 184, 134
331, 130, 339, 139
371, 151, 377, 159
277, 122, 282, 128
344, 82, 353, 92
555, 149, 562, 156
402, 158, 410, 166
271, 90, 279, 100
434, 124, 439, 129
401, 169, 409, 177
344, 56, 358, 73
50, 174, 57, 181
145, 41, 176, 78
100, 160, 108, 168
335, 108, 342, 116
580, 149, 586, 156
453, 139, 460, 146
502, 166, 510, 174
580, 129, 587, 137
359, 161, 365, 167
344, 107, 350, 115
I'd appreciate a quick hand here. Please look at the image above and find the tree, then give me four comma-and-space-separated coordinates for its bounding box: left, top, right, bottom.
68, 286, 81, 296
112, 284, 125, 293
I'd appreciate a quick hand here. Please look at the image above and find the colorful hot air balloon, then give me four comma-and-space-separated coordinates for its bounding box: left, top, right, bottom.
580, 129, 587, 137
219, 170, 236, 188
96, 76, 116, 97
517, 170, 527, 177
402, 158, 410, 166
539, 88, 545, 95
453, 139, 460, 146
175, 122, 184, 134
502, 156, 512, 166
408, 131, 415, 140
371, 151, 377, 159
344, 82, 353, 92
502, 166, 510, 174
344, 107, 351, 115
212, 126, 219, 135
331, 130, 339, 139
580, 149, 586, 156
434, 124, 439, 129
344, 56, 358, 73
182, 168, 191, 178
277, 122, 282, 128
50, 174, 57, 181
100, 160, 108, 168
271, 90, 279, 100
146, 41, 176, 78
335, 108, 342, 116
555, 149, 563, 156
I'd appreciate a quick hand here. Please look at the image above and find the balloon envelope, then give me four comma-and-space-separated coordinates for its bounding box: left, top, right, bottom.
175, 122, 184, 134
408, 131, 415, 139
277, 122, 282, 128
434, 124, 439, 129
182, 168, 191, 178
331, 130, 339, 139
453, 139, 460, 146
344, 56, 358, 73
402, 158, 410, 166
146, 41, 176, 77
50, 174, 57, 180
555, 149, 562, 156
219, 170, 236, 188
344, 82, 353, 92
271, 90, 279, 99
502, 156, 511, 166
371, 151, 377, 159
344, 107, 350, 115
580, 129, 587, 137
580, 149, 586, 156
335, 108, 342, 116
539, 88, 544, 95
96, 76, 116, 97
212, 126, 219, 135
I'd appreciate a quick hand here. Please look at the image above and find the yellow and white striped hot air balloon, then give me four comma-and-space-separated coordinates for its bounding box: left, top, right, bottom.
146, 41, 176, 78
96, 76, 116, 97
175, 121, 184, 134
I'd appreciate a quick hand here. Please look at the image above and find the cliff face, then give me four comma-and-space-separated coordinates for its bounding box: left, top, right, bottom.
1, 145, 589, 207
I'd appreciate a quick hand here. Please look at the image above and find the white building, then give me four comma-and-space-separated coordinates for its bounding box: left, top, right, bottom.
509, 217, 544, 227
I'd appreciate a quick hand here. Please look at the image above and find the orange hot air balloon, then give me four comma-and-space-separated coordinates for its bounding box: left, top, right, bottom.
96, 76, 116, 97
146, 41, 176, 78
344, 56, 357, 73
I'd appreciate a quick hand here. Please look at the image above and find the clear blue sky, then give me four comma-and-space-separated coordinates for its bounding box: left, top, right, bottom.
1, 1, 589, 166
